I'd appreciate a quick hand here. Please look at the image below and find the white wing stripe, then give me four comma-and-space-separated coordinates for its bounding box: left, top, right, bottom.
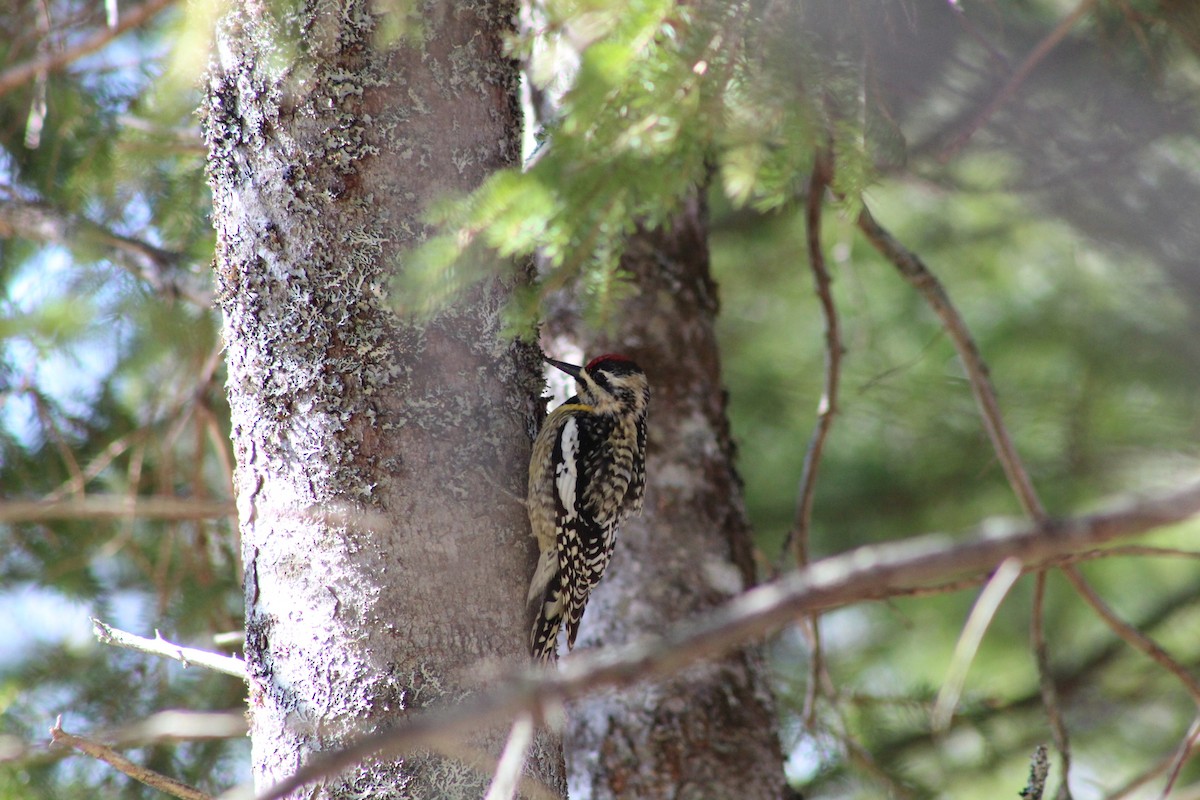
556, 417, 579, 521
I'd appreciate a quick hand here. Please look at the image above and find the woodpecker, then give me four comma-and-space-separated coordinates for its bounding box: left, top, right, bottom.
527, 353, 650, 663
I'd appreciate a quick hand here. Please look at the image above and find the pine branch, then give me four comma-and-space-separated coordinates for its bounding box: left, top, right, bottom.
255, 480, 1200, 800
856, 202, 1200, 798
856, 200, 1076, 791
939, 0, 1101, 160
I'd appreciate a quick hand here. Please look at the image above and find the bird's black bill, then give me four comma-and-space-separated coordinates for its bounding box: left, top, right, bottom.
545, 357, 583, 379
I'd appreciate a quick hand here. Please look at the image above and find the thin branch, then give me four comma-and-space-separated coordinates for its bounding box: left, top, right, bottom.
875, 581, 1200, 764
102, 710, 247, 747
855, 202, 1082, 789
42, 427, 145, 502
1048, 544, 1200, 563
256, 480, 1200, 800
792, 148, 840, 730
0, 199, 212, 306
787, 148, 841, 568
30, 389, 86, 495
858, 197, 1200, 759
933, 557, 1024, 730
1060, 565, 1200, 704
23, 0, 51, 149
875, 544, 1200, 602
50, 716, 214, 800
1032, 571, 1073, 800
483, 713, 534, 800
856, 203, 1045, 521
0, 0, 177, 98
939, 0, 1101, 161
1160, 717, 1200, 800
0, 496, 235, 523
212, 631, 245, 648
864, 544, 1198, 602
1, 711, 244, 765
859, 201, 1089, 797
1105, 740, 1189, 800
92, 619, 247, 680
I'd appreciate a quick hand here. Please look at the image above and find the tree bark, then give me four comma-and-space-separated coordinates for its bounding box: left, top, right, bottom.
202, 1, 565, 797
546, 194, 789, 799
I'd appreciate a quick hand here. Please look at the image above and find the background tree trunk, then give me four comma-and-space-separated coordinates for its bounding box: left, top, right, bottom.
203, 1, 565, 796
546, 194, 789, 799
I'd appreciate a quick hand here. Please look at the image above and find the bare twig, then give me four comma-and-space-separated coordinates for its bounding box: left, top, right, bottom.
1105, 742, 1187, 800
933, 557, 1024, 730
1032, 571, 1073, 799
1, 711, 245, 765
857, 201, 1200, 791
0, 0, 177, 98
92, 619, 247, 679
858, 201, 1085, 793
1060, 566, 1200, 704
791, 149, 840, 729
0, 496, 234, 523
879, 544, 1200, 601
939, 0, 1101, 160
1048, 544, 1200, 563
50, 716, 214, 800
212, 631, 245, 648
116, 114, 206, 151
1160, 718, 1200, 800
42, 429, 144, 502
856, 203, 1045, 521
787, 149, 841, 568
31, 390, 87, 495
255, 481, 1200, 800
875, 581, 1200, 765
103, 710, 247, 747
23, 0, 51, 149
483, 713, 534, 800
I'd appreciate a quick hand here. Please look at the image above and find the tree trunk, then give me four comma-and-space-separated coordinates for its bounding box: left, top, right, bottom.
202, 1, 565, 796
546, 194, 789, 799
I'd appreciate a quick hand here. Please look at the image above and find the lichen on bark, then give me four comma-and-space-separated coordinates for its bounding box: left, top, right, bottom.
203, 0, 563, 796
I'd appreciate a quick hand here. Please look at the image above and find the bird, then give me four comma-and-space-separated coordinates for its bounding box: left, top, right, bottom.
526, 353, 650, 662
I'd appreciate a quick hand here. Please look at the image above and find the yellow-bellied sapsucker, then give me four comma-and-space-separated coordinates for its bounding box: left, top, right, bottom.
527, 354, 650, 662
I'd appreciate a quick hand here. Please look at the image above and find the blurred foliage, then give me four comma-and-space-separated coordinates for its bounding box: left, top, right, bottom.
2, 0, 1200, 798
0, 1, 241, 798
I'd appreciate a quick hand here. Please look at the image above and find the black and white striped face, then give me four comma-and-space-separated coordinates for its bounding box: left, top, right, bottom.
547, 354, 649, 417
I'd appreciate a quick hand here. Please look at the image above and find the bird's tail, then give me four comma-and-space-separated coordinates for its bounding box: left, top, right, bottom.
529, 549, 562, 662
530, 584, 563, 663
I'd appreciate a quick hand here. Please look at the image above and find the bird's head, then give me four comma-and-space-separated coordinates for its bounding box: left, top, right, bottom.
546, 353, 649, 417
